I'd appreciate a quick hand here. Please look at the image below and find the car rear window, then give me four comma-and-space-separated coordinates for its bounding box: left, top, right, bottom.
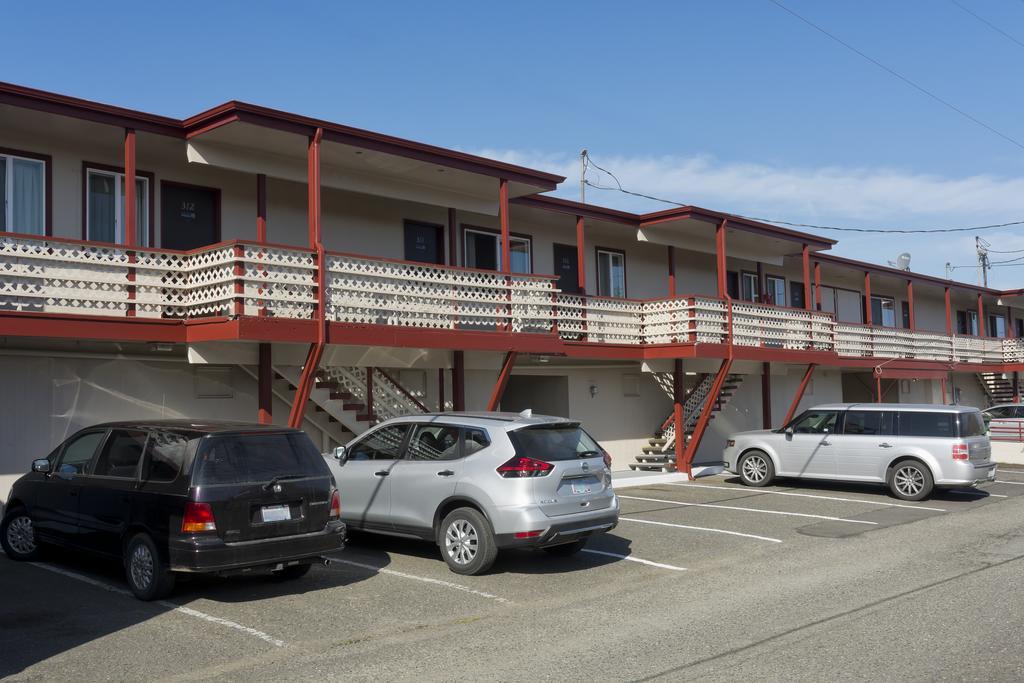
193, 432, 330, 485
508, 424, 603, 462
899, 412, 957, 438
958, 412, 987, 438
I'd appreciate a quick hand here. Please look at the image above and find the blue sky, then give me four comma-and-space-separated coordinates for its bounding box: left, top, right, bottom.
7, 1, 1024, 285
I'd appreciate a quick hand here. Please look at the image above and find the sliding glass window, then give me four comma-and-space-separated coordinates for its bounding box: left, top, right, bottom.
86, 168, 149, 246
0, 153, 46, 234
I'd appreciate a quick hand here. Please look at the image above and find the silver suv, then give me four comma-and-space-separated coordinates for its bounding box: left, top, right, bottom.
723, 403, 997, 500
327, 412, 619, 575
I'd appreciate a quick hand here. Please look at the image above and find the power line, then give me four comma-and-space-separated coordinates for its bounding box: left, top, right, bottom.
951, 0, 1024, 50
768, 0, 1024, 152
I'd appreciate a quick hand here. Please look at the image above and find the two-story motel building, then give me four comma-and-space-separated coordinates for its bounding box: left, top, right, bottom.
2, 82, 1022, 500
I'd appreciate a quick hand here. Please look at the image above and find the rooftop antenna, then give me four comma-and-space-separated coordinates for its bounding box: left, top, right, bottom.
887, 252, 911, 271
579, 149, 587, 204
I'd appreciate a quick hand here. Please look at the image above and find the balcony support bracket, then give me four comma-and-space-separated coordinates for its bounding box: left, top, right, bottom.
486, 351, 518, 411
679, 357, 733, 479
782, 363, 817, 426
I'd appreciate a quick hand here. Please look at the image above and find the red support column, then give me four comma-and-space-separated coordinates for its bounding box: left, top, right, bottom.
256, 173, 267, 243
977, 294, 986, 337
486, 351, 518, 411
499, 179, 510, 272
365, 367, 375, 420
876, 375, 882, 403
907, 280, 915, 330
801, 244, 811, 310
307, 129, 323, 248
864, 272, 872, 325
783, 364, 816, 425
761, 362, 772, 429
715, 219, 728, 298
447, 208, 457, 265
667, 246, 676, 297
814, 261, 822, 311
673, 359, 684, 468
124, 128, 137, 247
944, 287, 952, 335
941, 377, 948, 404
576, 215, 586, 293
1007, 306, 1015, 339
438, 368, 446, 411
258, 343, 273, 424
452, 350, 466, 411
756, 261, 765, 303
680, 358, 733, 478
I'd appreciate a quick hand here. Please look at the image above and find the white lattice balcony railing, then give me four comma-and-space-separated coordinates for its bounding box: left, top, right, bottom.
953, 335, 1005, 364
730, 301, 835, 351
325, 252, 557, 334
555, 294, 645, 344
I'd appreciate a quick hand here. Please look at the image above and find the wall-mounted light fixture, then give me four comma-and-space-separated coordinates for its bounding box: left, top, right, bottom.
589, 384, 599, 398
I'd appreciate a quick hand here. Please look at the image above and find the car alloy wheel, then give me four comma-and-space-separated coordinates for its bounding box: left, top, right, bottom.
129, 543, 155, 591
444, 519, 479, 566
894, 465, 924, 497
742, 455, 769, 483
5, 515, 36, 556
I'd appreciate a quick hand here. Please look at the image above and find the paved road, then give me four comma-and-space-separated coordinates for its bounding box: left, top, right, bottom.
3, 473, 1024, 681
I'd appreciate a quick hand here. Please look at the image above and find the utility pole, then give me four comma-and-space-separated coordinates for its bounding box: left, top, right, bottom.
976, 236, 990, 287
579, 149, 587, 204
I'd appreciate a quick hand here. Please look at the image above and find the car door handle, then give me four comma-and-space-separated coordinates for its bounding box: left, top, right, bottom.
878, 443, 894, 448
436, 470, 455, 477
820, 441, 831, 446
373, 470, 390, 477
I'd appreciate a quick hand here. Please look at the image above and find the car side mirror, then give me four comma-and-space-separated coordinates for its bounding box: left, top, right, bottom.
32, 458, 51, 474
333, 446, 348, 465
784, 427, 794, 437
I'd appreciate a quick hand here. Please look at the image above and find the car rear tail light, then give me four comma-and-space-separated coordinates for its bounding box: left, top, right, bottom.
181, 502, 217, 533
514, 530, 543, 539
329, 488, 341, 519
952, 444, 969, 461
496, 456, 553, 478
602, 451, 612, 469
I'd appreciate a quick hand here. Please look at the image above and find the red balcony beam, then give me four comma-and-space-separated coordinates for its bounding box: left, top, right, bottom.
864, 272, 872, 325
673, 358, 684, 466
307, 128, 323, 248
783, 363, 816, 425
448, 208, 457, 265
667, 245, 676, 297
761, 362, 772, 429
576, 214, 587, 293
256, 173, 267, 243
499, 178, 510, 273
486, 351, 518, 411
978, 294, 986, 337
679, 357, 733, 478
802, 244, 811, 310
945, 287, 952, 335
907, 280, 916, 330
258, 343, 272, 424
453, 350, 466, 410
814, 261, 822, 310
715, 218, 728, 298
124, 128, 137, 246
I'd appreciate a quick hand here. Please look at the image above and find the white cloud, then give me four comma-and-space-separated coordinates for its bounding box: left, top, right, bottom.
475, 149, 1024, 289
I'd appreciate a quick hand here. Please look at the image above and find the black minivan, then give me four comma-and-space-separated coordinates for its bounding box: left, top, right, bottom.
0, 421, 345, 600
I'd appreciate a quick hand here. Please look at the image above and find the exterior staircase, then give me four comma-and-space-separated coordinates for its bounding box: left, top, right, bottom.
977, 372, 1019, 406
246, 365, 430, 450
629, 373, 744, 472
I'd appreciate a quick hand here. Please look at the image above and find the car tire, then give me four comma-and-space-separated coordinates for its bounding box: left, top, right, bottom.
887, 459, 934, 501
124, 533, 175, 601
438, 507, 497, 576
738, 451, 775, 487
1, 508, 42, 561
542, 540, 586, 556
271, 562, 313, 581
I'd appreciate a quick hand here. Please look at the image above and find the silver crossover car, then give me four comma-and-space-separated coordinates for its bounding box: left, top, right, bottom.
723, 403, 997, 500
326, 412, 619, 575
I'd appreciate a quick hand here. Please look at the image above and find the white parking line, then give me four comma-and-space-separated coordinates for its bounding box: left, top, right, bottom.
995, 480, 1024, 486
664, 482, 947, 512
28, 562, 286, 647
328, 558, 513, 605
580, 548, 688, 572
618, 494, 878, 525
619, 516, 783, 543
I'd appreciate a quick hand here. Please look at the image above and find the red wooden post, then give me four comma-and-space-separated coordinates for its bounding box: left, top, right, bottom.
438, 368, 446, 411
864, 272, 872, 325
814, 262, 822, 310
366, 367, 375, 420
256, 173, 267, 243
783, 364, 816, 425
906, 280, 915, 330
761, 362, 772, 429
258, 343, 273, 424
499, 179, 510, 272
124, 128, 137, 246
486, 351, 518, 411
801, 244, 811, 310
944, 287, 952, 335
977, 294, 986, 337
876, 375, 882, 403
673, 358, 684, 468
307, 129, 323, 248
715, 218, 728, 298
940, 377, 948, 404
667, 245, 676, 297
680, 358, 733, 478
576, 215, 586, 293
448, 208, 457, 265
452, 350, 466, 411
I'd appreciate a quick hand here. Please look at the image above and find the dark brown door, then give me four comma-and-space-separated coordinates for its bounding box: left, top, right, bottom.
404, 222, 445, 264
552, 243, 580, 294
161, 182, 219, 250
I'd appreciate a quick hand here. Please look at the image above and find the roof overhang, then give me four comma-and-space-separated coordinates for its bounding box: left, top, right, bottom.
814, 253, 1001, 296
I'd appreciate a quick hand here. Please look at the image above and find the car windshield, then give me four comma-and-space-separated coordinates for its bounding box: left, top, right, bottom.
508, 424, 603, 461
193, 432, 330, 485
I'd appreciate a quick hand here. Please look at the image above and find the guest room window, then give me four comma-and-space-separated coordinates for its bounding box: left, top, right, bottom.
0, 153, 45, 234
86, 167, 150, 246
596, 248, 626, 298
463, 227, 531, 273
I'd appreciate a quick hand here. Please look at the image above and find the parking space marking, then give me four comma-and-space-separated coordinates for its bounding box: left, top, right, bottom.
664, 483, 947, 512
995, 480, 1024, 485
618, 495, 879, 525
328, 558, 513, 605
28, 562, 286, 648
619, 516, 783, 543
580, 549, 687, 571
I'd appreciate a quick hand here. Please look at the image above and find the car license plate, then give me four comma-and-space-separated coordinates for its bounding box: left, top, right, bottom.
987, 468, 997, 482
261, 504, 291, 523
571, 480, 593, 495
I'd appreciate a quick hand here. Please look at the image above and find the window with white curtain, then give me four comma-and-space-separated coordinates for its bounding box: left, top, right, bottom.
86, 168, 150, 246
0, 153, 46, 235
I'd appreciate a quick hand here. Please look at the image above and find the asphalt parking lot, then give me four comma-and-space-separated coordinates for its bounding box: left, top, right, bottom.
4, 469, 1024, 682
